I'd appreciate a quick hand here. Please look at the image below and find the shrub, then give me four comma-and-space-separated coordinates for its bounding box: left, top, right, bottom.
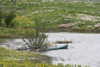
22, 17, 48, 51
0, 10, 4, 26
22, 29, 48, 51
4, 12, 16, 28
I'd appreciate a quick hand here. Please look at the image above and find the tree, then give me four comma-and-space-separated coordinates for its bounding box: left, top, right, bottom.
4, 12, 16, 27
22, 17, 48, 51
0, 10, 3, 26
0, 0, 17, 27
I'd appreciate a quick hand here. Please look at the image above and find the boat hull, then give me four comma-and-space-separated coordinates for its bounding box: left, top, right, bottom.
41, 45, 68, 51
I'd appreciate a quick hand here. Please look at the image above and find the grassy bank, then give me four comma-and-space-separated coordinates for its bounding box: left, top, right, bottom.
0, 63, 90, 67
0, 0, 100, 34
14, 1, 100, 33
0, 47, 90, 67
0, 1, 97, 67
0, 47, 51, 64
0, 27, 36, 37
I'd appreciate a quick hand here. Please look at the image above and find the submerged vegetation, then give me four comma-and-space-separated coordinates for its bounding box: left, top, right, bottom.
56, 40, 72, 43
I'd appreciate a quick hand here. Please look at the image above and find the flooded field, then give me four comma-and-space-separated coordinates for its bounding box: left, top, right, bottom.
0, 32, 100, 67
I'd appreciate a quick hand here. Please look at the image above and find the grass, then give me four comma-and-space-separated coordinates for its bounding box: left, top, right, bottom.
0, 63, 90, 67
0, 0, 100, 33
0, 27, 35, 37
0, 47, 90, 67
0, 1, 98, 67
56, 40, 72, 43
0, 47, 51, 64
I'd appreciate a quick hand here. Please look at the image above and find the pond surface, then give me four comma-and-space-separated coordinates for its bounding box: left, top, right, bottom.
0, 32, 100, 67
43, 32, 100, 67
63, 0, 100, 2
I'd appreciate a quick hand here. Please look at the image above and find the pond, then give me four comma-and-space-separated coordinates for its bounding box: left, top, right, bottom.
43, 32, 100, 67
62, 0, 100, 2
0, 32, 100, 67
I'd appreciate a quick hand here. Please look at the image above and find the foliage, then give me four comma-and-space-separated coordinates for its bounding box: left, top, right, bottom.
22, 17, 48, 50
0, 47, 90, 67
23, 30, 48, 50
0, 0, 100, 32
4, 12, 16, 28
0, 10, 4, 26
0, 10, 2, 26
56, 40, 72, 43
0, 47, 51, 64
0, 63, 90, 67
0, 27, 25, 36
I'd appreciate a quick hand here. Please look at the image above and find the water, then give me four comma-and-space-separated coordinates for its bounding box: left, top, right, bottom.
0, 32, 100, 67
0, 39, 26, 50
43, 32, 100, 67
59, 0, 100, 2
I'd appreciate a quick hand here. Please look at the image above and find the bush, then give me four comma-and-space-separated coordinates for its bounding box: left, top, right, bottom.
22, 16, 48, 51
4, 12, 16, 28
0, 10, 3, 26
22, 29, 48, 51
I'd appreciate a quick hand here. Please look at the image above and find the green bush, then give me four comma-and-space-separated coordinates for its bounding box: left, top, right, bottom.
22, 29, 48, 50
4, 12, 16, 28
0, 10, 4, 26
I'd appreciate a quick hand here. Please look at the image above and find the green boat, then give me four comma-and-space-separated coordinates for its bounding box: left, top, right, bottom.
41, 45, 68, 51
17, 44, 68, 51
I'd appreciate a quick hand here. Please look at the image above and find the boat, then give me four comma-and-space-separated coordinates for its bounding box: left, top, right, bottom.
40, 44, 68, 51
17, 44, 68, 51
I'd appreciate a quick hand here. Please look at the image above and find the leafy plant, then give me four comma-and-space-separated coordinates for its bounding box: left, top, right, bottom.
56, 40, 72, 43
0, 10, 4, 26
4, 12, 16, 28
22, 18, 48, 51
22, 29, 48, 50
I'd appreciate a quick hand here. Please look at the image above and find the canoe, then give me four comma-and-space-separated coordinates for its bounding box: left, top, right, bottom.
17, 44, 68, 51
41, 45, 68, 51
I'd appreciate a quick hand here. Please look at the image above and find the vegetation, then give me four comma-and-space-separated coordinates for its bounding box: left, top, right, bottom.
0, 0, 98, 67
22, 29, 48, 51
4, 12, 16, 28
0, 10, 3, 26
56, 40, 72, 43
0, 47, 51, 64
22, 16, 48, 50
0, 0, 100, 34
0, 47, 90, 67
0, 27, 27, 37
0, 63, 90, 67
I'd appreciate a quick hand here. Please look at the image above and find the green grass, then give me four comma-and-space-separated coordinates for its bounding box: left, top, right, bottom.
0, 47, 51, 64
0, 0, 100, 33
0, 63, 90, 67
55, 40, 72, 43
0, 47, 90, 67
0, 27, 36, 37
0, 1, 96, 66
